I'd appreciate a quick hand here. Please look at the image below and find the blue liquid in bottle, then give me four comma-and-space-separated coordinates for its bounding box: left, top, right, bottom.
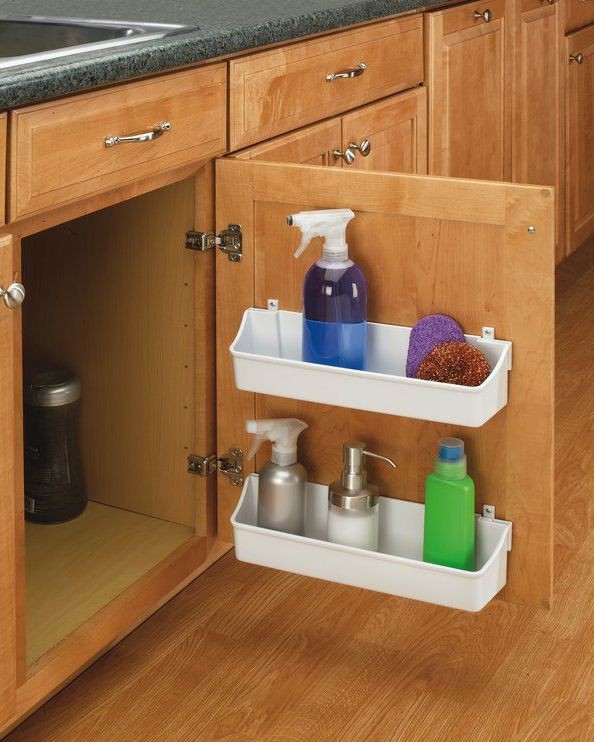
302, 259, 367, 370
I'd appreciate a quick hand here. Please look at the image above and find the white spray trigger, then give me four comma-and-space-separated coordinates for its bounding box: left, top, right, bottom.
245, 418, 308, 466
287, 208, 355, 262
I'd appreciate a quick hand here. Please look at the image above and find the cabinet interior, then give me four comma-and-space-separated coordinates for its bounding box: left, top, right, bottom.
20, 178, 204, 665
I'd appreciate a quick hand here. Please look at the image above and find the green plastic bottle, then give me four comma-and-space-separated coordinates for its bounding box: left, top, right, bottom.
423, 437, 475, 571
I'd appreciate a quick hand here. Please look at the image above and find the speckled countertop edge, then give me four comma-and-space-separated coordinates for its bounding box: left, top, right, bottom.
0, 0, 445, 110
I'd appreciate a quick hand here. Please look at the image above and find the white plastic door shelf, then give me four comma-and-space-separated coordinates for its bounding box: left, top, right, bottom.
232, 474, 512, 612
230, 309, 512, 427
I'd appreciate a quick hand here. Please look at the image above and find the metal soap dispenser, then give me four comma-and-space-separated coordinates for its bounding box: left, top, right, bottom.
328, 441, 397, 551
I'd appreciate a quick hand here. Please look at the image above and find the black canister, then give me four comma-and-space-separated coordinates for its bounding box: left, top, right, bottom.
24, 370, 87, 523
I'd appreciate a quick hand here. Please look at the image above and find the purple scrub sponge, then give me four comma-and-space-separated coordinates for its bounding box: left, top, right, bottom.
406, 314, 465, 378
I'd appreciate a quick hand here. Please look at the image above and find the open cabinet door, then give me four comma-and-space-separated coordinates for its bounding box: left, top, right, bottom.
0, 234, 20, 724
215, 159, 555, 609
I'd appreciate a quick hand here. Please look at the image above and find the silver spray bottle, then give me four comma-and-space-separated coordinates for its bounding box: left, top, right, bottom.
246, 418, 308, 535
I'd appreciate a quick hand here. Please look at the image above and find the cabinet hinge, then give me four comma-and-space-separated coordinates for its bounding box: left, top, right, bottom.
185, 224, 242, 262
187, 448, 244, 486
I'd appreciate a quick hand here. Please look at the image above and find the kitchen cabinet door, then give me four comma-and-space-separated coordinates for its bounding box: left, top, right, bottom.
513, 0, 564, 261
0, 234, 21, 725
214, 157, 555, 609
233, 118, 342, 165
566, 25, 594, 254
341, 88, 427, 173
426, 0, 511, 180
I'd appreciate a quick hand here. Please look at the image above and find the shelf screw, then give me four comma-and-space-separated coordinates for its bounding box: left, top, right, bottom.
528, 225, 536, 234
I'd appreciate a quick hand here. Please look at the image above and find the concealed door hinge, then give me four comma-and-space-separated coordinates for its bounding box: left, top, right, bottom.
188, 448, 244, 486
185, 224, 242, 262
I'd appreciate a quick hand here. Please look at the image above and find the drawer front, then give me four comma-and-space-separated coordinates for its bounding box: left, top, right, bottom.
10, 65, 227, 220
566, 0, 594, 33
0, 115, 5, 226
229, 17, 424, 150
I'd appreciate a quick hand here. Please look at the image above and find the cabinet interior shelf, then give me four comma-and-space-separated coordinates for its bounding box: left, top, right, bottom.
26, 502, 194, 665
231, 308, 512, 427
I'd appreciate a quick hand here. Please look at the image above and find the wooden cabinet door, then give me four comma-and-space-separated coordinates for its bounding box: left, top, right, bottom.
513, 0, 564, 261
215, 158, 555, 609
0, 235, 21, 725
341, 88, 427, 173
233, 118, 342, 165
566, 25, 594, 254
426, 0, 511, 180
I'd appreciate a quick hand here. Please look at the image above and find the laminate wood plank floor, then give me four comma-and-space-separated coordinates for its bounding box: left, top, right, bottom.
8, 242, 594, 742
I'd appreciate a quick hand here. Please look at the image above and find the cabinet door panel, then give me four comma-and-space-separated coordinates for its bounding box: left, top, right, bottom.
566, 25, 594, 253
513, 0, 564, 261
215, 158, 555, 609
341, 88, 427, 174
0, 234, 20, 725
233, 118, 342, 166
427, 0, 510, 180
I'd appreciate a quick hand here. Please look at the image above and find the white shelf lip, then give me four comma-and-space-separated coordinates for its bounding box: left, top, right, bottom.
231, 475, 513, 612
230, 308, 512, 427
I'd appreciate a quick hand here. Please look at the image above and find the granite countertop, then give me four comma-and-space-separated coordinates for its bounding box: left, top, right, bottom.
0, 0, 442, 110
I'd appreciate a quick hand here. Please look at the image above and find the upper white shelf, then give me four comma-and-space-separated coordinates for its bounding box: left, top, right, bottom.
230, 308, 512, 427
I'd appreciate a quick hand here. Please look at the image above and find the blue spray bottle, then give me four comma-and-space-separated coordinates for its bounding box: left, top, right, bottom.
287, 209, 367, 370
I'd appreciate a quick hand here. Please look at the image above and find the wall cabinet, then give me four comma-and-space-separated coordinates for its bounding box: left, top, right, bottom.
566, 23, 594, 254
426, 0, 510, 181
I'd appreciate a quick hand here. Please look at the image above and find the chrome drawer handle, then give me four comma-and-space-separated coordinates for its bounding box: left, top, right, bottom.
326, 63, 366, 82
0, 282, 25, 309
333, 147, 356, 165
105, 121, 172, 148
349, 139, 371, 157
569, 52, 585, 64
473, 8, 492, 22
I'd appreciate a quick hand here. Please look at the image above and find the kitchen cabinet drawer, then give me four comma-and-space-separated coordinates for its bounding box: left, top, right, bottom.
0, 115, 5, 226
229, 17, 423, 150
9, 65, 227, 220
566, 0, 594, 33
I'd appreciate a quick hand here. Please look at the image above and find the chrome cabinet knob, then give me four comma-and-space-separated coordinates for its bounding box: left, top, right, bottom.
333, 147, 356, 165
0, 282, 25, 309
473, 8, 492, 22
569, 52, 585, 64
349, 139, 371, 157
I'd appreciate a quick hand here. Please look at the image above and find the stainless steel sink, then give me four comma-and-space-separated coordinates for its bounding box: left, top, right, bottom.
0, 16, 195, 69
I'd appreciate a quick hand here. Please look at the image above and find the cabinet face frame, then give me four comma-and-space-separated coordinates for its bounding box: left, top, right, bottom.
0, 234, 21, 724
565, 25, 594, 254
215, 156, 555, 609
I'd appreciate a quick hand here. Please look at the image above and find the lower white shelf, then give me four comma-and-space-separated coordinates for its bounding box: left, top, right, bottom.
231, 474, 512, 613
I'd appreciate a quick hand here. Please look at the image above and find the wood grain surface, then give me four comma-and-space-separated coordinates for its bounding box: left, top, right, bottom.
6, 233, 593, 740
215, 158, 555, 608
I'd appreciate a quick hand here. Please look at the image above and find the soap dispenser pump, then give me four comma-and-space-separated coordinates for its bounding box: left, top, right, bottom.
327, 441, 396, 551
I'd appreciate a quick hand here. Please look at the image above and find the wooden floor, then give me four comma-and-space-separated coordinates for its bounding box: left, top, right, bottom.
7, 243, 594, 741
25, 502, 194, 664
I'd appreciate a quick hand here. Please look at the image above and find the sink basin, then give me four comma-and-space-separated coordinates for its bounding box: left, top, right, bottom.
0, 16, 195, 69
